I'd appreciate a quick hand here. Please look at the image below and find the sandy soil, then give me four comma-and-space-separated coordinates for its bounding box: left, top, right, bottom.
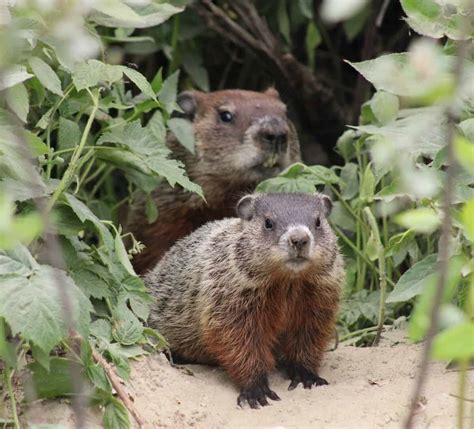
21, 328, 472, 428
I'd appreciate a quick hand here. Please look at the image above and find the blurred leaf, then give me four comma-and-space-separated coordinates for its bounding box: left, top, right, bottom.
277, 0, 291, 44
305, 22, 321, 69
343, 5, 370, 41
91, 1, 184, 29
181, 50, 209, 91
461, 198, 474, 242
320, 0, 368, 23
370, 91, 399, 125
359, 163, 375, 202
387, 254, 437, 303
409, 255, 466, 341
58, 117, 80, 151
145, 194, 158, 223
401, 0, 474, 40
432, 322, 474, 361
336, 130, 358, 162
330, 201, 356, 232
28, 358, 85, 400
365, 231, 379, 261
103, 397, 130, 429
454, 134, 474, 174
395, 207, 441, 234
6, 83, 29, 122
298, 0, 313, 18
28, 57, 63, 96
168, 118, 195, 154
0, 65, 33, 90
340, 162, 359, 199
120, 66, 157, 100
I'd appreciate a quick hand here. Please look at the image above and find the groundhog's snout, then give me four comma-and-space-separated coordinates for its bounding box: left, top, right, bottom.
284, 226, 313, 260
255, 116, 289, 154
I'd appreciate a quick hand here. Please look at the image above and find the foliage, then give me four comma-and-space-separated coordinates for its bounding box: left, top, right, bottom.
0, 1, 196, 426
258, 1, 474, 358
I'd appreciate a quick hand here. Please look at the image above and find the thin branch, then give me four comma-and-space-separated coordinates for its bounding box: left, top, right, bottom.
91, 348, 151, 429
404, 40, 470, 429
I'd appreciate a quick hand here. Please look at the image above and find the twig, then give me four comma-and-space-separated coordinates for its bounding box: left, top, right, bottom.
450, 394, 474, 404
91, 349, 151, 429
404, 40, 470, 429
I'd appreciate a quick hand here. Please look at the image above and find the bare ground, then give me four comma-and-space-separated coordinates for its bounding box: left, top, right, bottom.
21, 329, 473, 428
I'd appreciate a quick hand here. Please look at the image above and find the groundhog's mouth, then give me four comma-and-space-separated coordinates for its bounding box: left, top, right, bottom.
285, 257, 310, 271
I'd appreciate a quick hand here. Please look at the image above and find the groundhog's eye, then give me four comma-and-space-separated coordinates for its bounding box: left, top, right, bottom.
219, 111, 233, 123
264, 218, 274, 230
315, 217, 321, 229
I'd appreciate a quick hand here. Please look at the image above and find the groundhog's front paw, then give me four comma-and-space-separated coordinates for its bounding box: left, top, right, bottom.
237, 376, 280, 409
287, 363, 328, 390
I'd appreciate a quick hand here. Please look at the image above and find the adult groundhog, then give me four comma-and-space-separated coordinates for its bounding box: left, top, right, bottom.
145, 192, 344, 408
129, 88, 301, 273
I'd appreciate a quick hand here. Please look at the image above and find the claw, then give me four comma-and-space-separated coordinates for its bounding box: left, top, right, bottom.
286, 363, 329, 391
237, 375, 280, 409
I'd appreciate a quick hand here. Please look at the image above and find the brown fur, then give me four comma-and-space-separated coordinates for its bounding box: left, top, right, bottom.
145, 193, 344, 407
128, 89, 301, 274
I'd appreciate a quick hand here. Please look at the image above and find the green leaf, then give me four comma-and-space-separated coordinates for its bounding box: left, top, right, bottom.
370, 91, 399, 125
305, 165, 340, 185
343, 5, 369, 41
72, 60, 123, 91
114, 232, 136, 276
58, 117, 81, 151
158, 70, 180, 113
298, 0, 313, 18
329, 201, 356, 232
408, 255, 466, 341
120, 66, 157, 101
24, 130, 49, 156
103, 397, 130, 429
90, 319, 113, 342
0, 65, 33, 90
340, 162, 359, 199
168, 118, 195, 154
92, 0, 142, 25
454, 134, 474, 174
70, 268, 111, 299
148, 110, 166, 143
181, 50, 209, 92
145, 194, 158, 223
112, 306, 143, 346
91, 1, 184, 28
6, 83, 29, 122
305, 22, 321, 69
28, 357, 86, 399
277, 0, 291, 44
432, 323, 474, 361
359, 164, 375, 202
387, 254, 438, 303
395, 207, 441, 234
0, 265, 92, 353
461, 198, 474, 242
28, 57, 63, 96
256, 164, 316, 193
31, 343, 51, 371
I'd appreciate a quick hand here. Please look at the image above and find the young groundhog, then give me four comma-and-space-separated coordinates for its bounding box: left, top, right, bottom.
145, 192, 344, 408
129, 88, 301, 274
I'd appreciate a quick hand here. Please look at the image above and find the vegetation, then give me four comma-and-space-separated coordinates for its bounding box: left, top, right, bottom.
0, 0, 473, 427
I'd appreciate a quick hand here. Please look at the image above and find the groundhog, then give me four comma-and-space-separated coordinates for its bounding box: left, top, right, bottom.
144, 192, 344, 408
129, 88, 301, 274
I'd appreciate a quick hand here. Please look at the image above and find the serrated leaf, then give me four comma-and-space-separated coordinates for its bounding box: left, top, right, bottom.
148, 110, 166, 142
158, 70, 180, 113
387, 254, 438, 303
6, 83, 29, 122
120, 66, 156, 100
103, 397, 130, 429
0, 265, 92, 353
432, 323, 474, 361
72, 60, 122, 91
168, 118, 195, 154
305, 165, 340, 185
112, 307, 143, 346
70, 268, 111, 299
29, 57, 63, 96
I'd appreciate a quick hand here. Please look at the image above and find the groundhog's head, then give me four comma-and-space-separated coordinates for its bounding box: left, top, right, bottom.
176, 88, 300, 185
236, 192, 337, 276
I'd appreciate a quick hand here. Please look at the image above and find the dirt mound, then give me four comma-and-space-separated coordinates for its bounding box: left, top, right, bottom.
22, 329, 470, 428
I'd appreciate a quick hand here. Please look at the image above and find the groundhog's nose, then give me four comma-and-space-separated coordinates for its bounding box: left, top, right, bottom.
289, 231, 310, 253
262, 132, 288, 152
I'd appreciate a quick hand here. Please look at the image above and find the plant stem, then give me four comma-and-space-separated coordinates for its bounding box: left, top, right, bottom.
404, 40, 469, 429
4, 366, 20, 429
334, 224, 396, 288
46, 89, 99, 212
339, 325, 381, 342
364, 207, 387, 346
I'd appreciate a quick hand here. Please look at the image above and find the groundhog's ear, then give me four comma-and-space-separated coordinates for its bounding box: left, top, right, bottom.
236, 195, 255, 220
263, 87, 280, 99
316, 193, 332, 217
176, 91, 202, 121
